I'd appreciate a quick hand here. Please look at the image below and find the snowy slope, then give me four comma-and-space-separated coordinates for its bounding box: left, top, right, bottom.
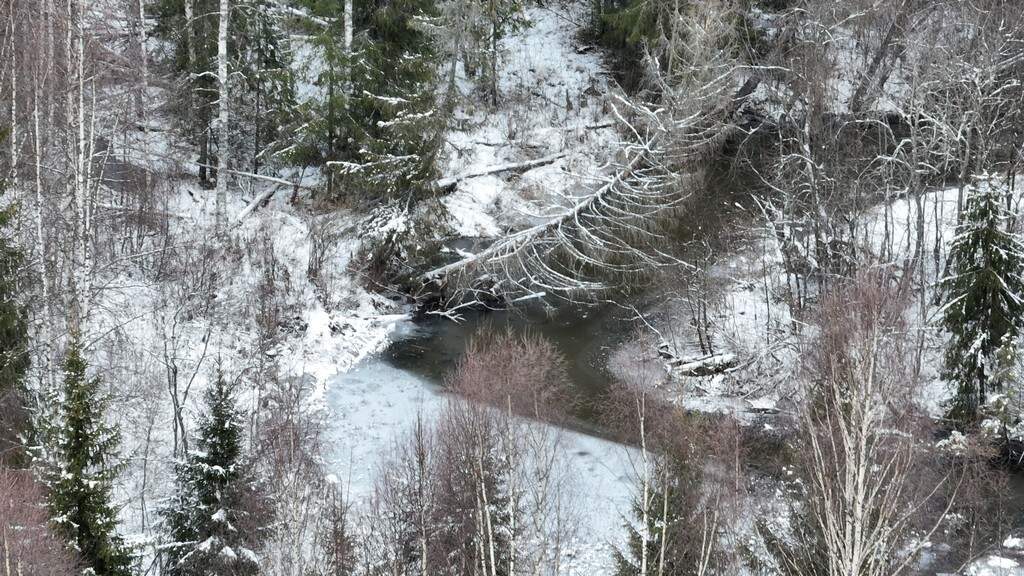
436, 2, 620, 239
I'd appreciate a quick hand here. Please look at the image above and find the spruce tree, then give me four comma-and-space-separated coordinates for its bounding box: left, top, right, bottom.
941, 174, 1024, 426
46, 336, 133, 576
286, 3, 355, 195
343, 0, 443, 202
153, 0, 220, 185
231, 0, 296, 176
153, 0, 296, 184
0, 130, 31, 463
275, 0, 444, 202
613, 458, 708, 576
161, 369, 266, 576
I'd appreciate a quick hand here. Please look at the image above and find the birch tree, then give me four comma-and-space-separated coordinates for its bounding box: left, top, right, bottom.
760, 272, 958, 576
215, 0, 229, 227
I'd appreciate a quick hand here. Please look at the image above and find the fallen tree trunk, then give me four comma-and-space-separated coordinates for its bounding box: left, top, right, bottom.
235, 188, 277, 222
432, 152, 567, 192
421, 139, 656, 282
669, 353, 738, 377
419, 75, 762, 294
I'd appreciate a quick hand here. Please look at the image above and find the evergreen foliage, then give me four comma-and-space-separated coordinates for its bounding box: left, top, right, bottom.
45, 337, 133, 576
940, 174, 1024, 426
153, 0, 220, 184
161, 368, 267, 576
0, 130, 31, 464
613, 457, 711, 576
341, 0, 443, 202
232, 0, 297, 175
585, 0, 686, 92
291, 0, 443, 202
284, 3, 356, 185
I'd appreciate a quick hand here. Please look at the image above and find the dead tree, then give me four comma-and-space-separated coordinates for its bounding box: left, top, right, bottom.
421, 0, 751, 308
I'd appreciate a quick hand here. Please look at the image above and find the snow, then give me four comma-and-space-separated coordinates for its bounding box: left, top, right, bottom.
968, 555, 1024, 576
323, 355, 637, 574
607, 228, 795, 418
24, 1, 1020, 574
433, 2, 619, 240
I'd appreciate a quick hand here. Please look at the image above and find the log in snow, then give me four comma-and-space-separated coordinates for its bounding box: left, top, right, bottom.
432, 152, 568, 192
234, 188, 277, 222
669, 353, 738, 377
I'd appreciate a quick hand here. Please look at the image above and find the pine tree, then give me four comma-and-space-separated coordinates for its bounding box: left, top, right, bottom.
46, 336, 133, 576
161, 368, 267, 576
0, 130, 31, 464
941, 174, 1024, 426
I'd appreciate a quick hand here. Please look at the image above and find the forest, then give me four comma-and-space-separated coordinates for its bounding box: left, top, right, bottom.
1, 0, 1024, 574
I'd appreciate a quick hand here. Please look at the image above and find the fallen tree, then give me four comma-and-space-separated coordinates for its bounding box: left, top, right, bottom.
419, 77, 761, 307
668, 353, 739, 377
432, 152, 568, 192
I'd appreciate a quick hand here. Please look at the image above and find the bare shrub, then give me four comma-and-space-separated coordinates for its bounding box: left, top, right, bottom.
0, 387, 28, 467
446, 327, 571, 422
0, 468, 80, 575
307, 216, 341, 303
316, 483, 358, 576
366, 330, 580, 576
255, 375, 327, 576
927, 433, 1013, 571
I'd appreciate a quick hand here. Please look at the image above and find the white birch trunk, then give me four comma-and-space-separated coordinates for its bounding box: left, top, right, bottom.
215, 0, 229, 227
184, 0, 195, 71
74, 5, 93, 326
136, 0, 150, 120
33, 90, 52, 393
638, 394, 650, 576
9, 1, 18, 196
344, 0, 353, 55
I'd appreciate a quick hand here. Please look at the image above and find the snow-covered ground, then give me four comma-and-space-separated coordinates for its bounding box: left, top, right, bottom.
94, 3, 639, 570
435, 2, 619, 238
30, 0, 1021, 573
968, 535, 1024, 576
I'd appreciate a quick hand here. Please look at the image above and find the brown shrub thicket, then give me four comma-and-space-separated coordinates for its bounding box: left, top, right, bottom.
446, 327, 571, 422
366, 330, 578, 575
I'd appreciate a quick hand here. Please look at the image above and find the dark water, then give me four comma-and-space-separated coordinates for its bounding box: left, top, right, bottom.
384, 302, 638, 436
382, 152, 762, 427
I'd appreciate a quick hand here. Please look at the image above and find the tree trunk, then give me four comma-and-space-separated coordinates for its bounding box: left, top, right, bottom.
9, 0, 18, 197
848, 0, 915, 114
490, 0, 498, 107
215, 0, 229, 227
